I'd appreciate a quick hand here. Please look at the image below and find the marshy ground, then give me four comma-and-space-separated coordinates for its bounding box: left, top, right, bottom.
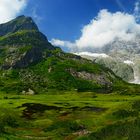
0, 91, 140, 140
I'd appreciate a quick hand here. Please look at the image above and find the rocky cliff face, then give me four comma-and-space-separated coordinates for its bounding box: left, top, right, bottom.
67, 68, 113, 87
0, 15, 38, 36
76, 53, 134, 82
101, 37, 140, 83
0, 16, 55, 69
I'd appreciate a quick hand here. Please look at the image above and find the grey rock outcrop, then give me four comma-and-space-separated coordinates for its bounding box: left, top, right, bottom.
0, 15, 38, 36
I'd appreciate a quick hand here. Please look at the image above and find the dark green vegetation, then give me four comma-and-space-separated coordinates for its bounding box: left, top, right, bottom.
0, 16, 140, 139
0, 93, 140, 140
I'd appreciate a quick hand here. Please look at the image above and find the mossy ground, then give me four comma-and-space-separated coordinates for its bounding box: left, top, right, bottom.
0, 91, 140, 140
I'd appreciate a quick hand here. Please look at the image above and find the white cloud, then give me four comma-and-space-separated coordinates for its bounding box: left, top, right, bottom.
51, 9, 140, 52
75, 9, 140, 50
51, 39, 65, 46
0, 0, 27, 23
51, 38, 75, 51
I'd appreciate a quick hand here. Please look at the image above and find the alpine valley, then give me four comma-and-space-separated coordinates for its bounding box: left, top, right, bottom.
0, 16, 140, 140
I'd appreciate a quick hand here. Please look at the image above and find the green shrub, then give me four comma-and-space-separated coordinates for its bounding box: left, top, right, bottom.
45, 120, 85, 134
0, 109, 24, 134
89, 118, 140, 140
132, 100, 140, 111
112, 109, 138, 119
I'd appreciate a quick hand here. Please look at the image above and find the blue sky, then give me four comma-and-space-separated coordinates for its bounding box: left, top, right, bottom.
21, 0, 135, 42
0, 0, 139, 52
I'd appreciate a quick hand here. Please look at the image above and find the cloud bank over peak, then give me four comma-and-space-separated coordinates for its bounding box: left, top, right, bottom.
76, 10, 140, 49
0, 0, 27, 24
51, 8, 140, 52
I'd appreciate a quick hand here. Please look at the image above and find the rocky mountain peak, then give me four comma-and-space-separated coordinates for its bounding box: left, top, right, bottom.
0, 15, 55, 69
0, 15, 38, 37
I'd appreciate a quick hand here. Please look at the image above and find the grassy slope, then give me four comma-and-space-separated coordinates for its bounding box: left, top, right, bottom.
1, 52, 140, 95
0, 50, 113, 93
0, 30, 119, 93
0, 92, 140, 139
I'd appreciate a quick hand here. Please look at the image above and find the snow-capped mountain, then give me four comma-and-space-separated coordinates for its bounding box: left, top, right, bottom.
76, 36, 140, 84
102, 36, 140, 60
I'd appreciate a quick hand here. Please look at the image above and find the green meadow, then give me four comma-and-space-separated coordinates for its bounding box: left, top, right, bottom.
0, 91, 140, 140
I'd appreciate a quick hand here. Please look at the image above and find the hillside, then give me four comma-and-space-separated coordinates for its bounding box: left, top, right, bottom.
76, 53, 134, 82
0, 15, 129, 94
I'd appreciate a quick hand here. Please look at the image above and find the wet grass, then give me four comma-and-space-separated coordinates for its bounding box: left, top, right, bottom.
0, 91, 140, 139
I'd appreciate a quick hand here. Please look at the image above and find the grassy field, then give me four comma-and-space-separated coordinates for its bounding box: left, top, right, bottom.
0, 91, 140, 140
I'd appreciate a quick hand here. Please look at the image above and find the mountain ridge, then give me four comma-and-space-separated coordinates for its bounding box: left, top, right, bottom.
0, 15, 55, 69
0, 15, 39, 36
0, 15, 138, 94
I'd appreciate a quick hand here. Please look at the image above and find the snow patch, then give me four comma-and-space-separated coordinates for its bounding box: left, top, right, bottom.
124, 60, 134, 65
75, 52, 109, 58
